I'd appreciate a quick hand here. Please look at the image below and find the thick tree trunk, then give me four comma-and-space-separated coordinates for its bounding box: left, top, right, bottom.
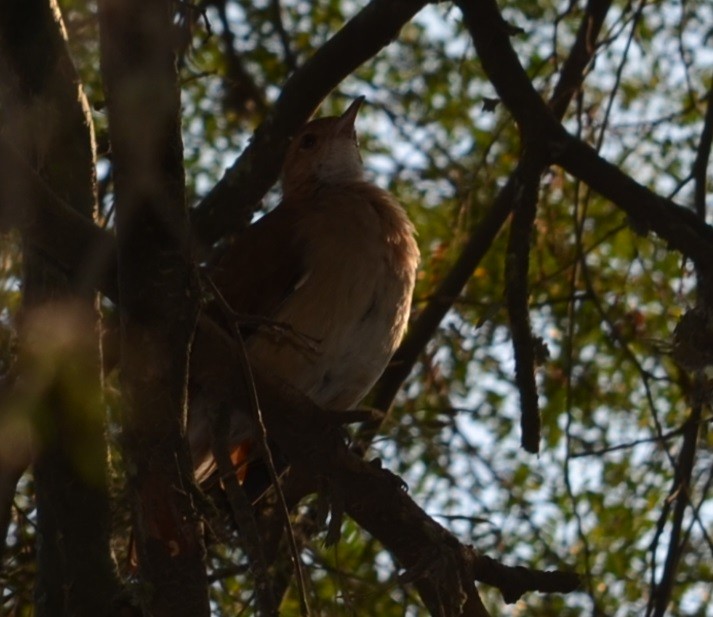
0, 2, 120, 616
98, 1, 209, 615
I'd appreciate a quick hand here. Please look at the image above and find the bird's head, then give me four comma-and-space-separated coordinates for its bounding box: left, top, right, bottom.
282, 96, 365, 197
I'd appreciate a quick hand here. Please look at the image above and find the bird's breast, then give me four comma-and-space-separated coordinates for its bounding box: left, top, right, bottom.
247, 183, 418, 410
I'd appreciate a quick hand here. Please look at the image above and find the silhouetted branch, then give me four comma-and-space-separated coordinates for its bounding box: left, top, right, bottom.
360, 0, 613, 447
649, 399, 702, 617
505, 154, 543, 453
185, 298, 582, 616
649, 77, 713, 617
554, 136, 713, 268
549, 0, 613, 118
472, 555, 581, 604
204, 276, 308, 616
691, 80, 713, 304
692, 82, 713, 219
190, 0, 429, 247
270, 0, 298, 73
456, 0, 713, 271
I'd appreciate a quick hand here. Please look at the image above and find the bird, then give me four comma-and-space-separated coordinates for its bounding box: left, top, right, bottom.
188, 97, 420, 489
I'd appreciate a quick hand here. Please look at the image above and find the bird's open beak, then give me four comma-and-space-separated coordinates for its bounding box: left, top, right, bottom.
336, 96, 365, 137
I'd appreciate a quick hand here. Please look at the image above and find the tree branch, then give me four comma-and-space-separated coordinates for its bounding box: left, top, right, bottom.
549, 0, 613, 119
649, 399, 702, 617
554, 134, 713, 268
650, 77, 713, 617
692, 82, 713, 219
472, 555, 581, 604
190, 316, 494, 616
0, 137, 118, 299
456, 0, 713, 271
359, 0, 614, 447
195, 317, 583, 615
190, 0, 429, 248
505, 153, 543, 453
203, 276, 308, 615
210, 407, 278, 616
211, 0, 268, 119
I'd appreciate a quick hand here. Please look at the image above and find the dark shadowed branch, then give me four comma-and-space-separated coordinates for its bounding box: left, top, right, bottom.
0, 138, 118, 299
692, 82, 713, 219
359, 0, 614, 447
648, 398, 703, 617
648, 75, 713, 617
472, 555, 581, 604
203, 275, 308, 616
211, 406, 278, 616
191, 317, 486, 616
456, 0, 713, 270
209, 0, 268, 119
190, 0, 429, 247
505, 153, 544, 453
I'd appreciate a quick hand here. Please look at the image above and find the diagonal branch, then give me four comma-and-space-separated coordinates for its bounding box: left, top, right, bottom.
456, 0, 713, 270
190, 0, 429, 247
553, 135, 713, 268
359, 0, 614, 447
472, 554, 581, 604
0, 136, 118, 299
649, 399, 702, 617
192, 314, 572, 616
188, 297, 493, 616
203, 276, 308, 616
210, 405, 277, 616
211, 0, 268, 118
549, 0, 613, 119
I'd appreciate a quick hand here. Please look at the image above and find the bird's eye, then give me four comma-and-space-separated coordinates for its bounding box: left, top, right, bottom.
299, 133, 317, 149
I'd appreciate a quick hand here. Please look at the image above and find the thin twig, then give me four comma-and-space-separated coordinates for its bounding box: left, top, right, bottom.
649, 398, 702, 617
692, 82, 713, 220
649, 75, 713, 617
226, 311, 320, 354
594, 0, 647, 152
270, 0, 298, 73
570, 425, 687, 458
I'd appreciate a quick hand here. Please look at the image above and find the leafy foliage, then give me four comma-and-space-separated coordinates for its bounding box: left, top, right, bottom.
1, 0, 712, 615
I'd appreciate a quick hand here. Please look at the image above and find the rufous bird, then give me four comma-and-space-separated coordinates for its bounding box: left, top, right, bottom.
188, 97, 420, 487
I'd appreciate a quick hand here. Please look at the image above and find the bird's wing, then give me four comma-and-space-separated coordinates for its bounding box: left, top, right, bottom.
208, 204, 308, 319
191, 204, 306, 490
